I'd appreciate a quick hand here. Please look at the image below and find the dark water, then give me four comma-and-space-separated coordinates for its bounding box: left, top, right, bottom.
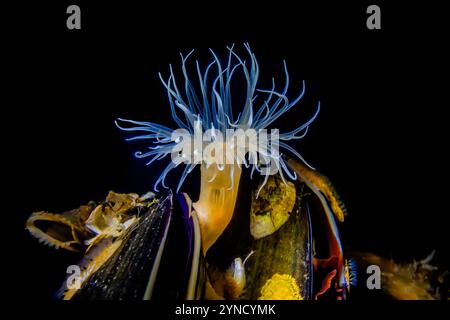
4, 1, 448, 300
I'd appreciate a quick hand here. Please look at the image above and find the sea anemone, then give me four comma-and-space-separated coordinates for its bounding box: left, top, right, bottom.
116, 44, 320, 253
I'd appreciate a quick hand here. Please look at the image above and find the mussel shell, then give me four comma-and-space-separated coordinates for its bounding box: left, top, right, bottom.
151, 193, 205, 300
69, 192, 171, 299
69, 191, 204, 300
205, 173, 313, 300
244, 182, 313, 299
28, 159, 347, 300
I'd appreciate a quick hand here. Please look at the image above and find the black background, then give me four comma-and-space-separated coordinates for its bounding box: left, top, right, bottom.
4, 0, 449, 308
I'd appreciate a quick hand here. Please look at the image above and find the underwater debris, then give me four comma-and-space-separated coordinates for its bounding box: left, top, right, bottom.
351, 251, 449, 300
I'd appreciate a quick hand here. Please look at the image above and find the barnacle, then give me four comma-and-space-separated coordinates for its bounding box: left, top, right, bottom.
250, 175, 296, 239
26, 204, 95, 252
84, 191, 149, 250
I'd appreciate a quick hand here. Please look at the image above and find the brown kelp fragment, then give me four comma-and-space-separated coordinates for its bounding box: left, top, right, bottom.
351, 251, 448, 300
288, 158, 347, 222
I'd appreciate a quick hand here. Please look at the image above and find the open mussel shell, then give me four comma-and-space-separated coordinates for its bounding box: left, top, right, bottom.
67, 191, 205, 300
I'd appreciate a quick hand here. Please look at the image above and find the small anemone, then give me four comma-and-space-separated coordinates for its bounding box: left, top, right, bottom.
116, 43, 320, 194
